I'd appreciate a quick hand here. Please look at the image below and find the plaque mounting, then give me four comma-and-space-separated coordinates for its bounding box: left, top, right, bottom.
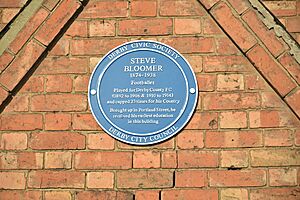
89, 40, 198, 145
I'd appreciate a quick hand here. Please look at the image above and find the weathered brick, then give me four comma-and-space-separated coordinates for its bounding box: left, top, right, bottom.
261, 91, 282, 108
296, 129, 300, 146
175, 170, 207, 187
162, 189, 218, 200
161, 37, 215, 53
162, 151, 177, 168
203, 17, 222, 35
263, 1, 297, 16
79, 1, 128, 18
216, 37, 239, 54
75, 191, 133, 200
70, 38, 127, 55
184, 55, 202, 73
45, 113, 71, 130
0, 152, 43, 169
245, 74, 267, 90
37, 57, 88, 74
117, 170, 173, 188
75, 151, 132, 169
177, 130, 204, 149
72, 113, 101, 130
209, 170, 266, 187
250, 188, 300, 200
9, 8, 49, 54
175, 18, 201, 35
217, 74, 244, 91
221, 189, 248, 200
89, 20, 115, 37
251, 149, 300, 166
212, 2, 256, 51
220, 111, 247, 128
87, 172, 114, 189
20, 76, 44, 93
131, 0, 157, 17
49, 38, 70, 56
28, 171, 85, 188
133, 150, 160, 168
45, 152, 72, 169
0, 172, 25, 189
0, 51, 14, 72
286, 16, 300, 32
269, 168, 297, 186
0, 114, 43, 131
0, 133, 27, 150
31, 94, 87, 111
278, 53, 300, 84
203, 55, 251, 72
35, 0, 81, 45
220, 150, 248, 168
285, 88, 300, 118
0, 191, 41, 200
45, 75, 72, 92
118, 138, 174, 150
45, 191, 71, 200
227, 0, 250, 14
264, 129, 293, 147
243, 9, 286, 57
1, 8, 20, 23
135, 190, 159, 200
206, 130, 263, 148
43, 0, 60, 11
247, 45, 296, 96
0, 0, 27, 7
87, 133, 115, 150
0, 86, 8, 104
74, 75, 89, 92
66, 20, 88, 37
186, 112, 218, 130
0, 40, 45, 91
160, 0, 205, 16
196, 74, 216, 91
30, 132, 85, 150
5, 95, 29, 112
178, 150, 218, 168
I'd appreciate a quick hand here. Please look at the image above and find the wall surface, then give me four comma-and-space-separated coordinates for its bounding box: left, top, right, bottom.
0, 0, 299, 200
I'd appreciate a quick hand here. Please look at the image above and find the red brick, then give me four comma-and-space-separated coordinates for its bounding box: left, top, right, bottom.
133, 150, 160, 168
0, 133, 27, 150
74, 75, 89, 92
243, 10, 286, 57
212, 2, 256, 51
0, 51, 14, 72
131, 0, 157, 17
203, 92, 260, 110
45, 191, 71, 200
75, 151, 132, 169
30, 132, 85, 150
119, 19, 172, 36
220, 111, 247, 128
285, 88, 300, 118
162, 189, 218, 200
249, 110, 300, 128
286, 16, 300, 32
0, 114, 43, 131
247, 45, 296, 96
118, 138, 174, 150
245, 74, 267, 90
70, 38, 127, 55
261, 91, 282, 108
0, 172, 25, 189
186, 112, 218, 129
1, 8, 20, 23
263, 1, 297, 17
251, 149, 300, 166
278, 53, 300, 84
217, 74, 244, 91
0, 0, 27, 7
209, 170, 266, 187
75, 191, 133, 200
264, 129, 293, 147
89, 20, 115, 37
175, 170, 207, 187
296, 129, 300, 146
9, 8, 49, 54
0, 86, 8, 104
87, 133, 114, 150
177, 130, 204, 149
87, 172, 114, 189
0, 152, 43, 169
35, 0, 81, 45
117, 170, 173, 188
31, 94, 87, 111
220, 150, 248, 168
175, 18, 201, 35
216, 37, 239, 54
73, 113, 101, 130
66, 20, 88, 37
49, 38, 69, 56
20, 76, 44, 93
5, 95, 29, 112
184, 55, 202, 73
227, 0, 250, 14
269, 168, 297, 186
203, 17, 222, 35
37, 57, 88, 74
45, 75, 72, 92
162, 151, 177, 168
196, 74, 216, 91
206, 130, 263, 148
203, 55, 251, 72
178, 150, 218, 168
135, 190, 159, 200
28, 171, 85, 188
250, 188, 300, 200
79, 1, 128, 19
43, 0, 60, 11
0, 191, 41, 200
161, 37, 215, 53
160, 0, 205, 16
45, 152, 72, 169
0, 40, 45, 91
221, 189, 248, 200
45, 113, 71, 130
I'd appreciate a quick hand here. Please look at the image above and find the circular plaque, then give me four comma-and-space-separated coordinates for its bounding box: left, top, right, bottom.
89, 40, 198, 145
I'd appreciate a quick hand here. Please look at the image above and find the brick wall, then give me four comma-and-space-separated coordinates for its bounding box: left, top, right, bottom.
0, 0, 299, 200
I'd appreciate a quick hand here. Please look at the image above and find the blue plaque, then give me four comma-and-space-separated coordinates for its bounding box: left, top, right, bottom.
89, 40, 198, 145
